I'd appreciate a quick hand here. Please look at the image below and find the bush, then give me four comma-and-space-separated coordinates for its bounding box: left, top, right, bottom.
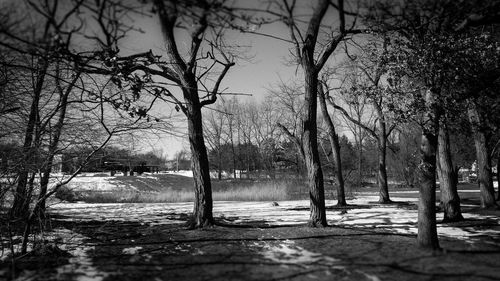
55, 186, 80, 202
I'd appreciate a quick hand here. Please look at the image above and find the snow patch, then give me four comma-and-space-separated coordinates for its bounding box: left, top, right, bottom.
54, 228, 108, 281
122, 247, 142, 255
165, 170, 193, 177
261, 240, 338, 265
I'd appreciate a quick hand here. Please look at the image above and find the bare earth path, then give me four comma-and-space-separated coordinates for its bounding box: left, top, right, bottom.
2, 193, 500, 280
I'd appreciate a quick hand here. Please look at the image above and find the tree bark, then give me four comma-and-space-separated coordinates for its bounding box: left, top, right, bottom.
302, 69, 327, 227
496, 156, 499, 201
468, 102, 498, 209
330, 98, 392, 203
38, 77, 74, 214
417, 90, 440, 249
357, 130, 363, 186
377, 134, 390, 203
11, 58, 48, 218
318, 84, 346, 206
437, 120, 463, 222
186, 89, 214, 228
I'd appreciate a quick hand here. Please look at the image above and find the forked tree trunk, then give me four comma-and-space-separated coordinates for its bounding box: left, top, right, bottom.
11, 91, 42, 217
437, 121, 463, 222
38, 69, 75, 214
468, 103, 498, 209
10, 46, 49, 219
289, 0, 333, 227
318, 84, 346, 206
417, 90, 440, 249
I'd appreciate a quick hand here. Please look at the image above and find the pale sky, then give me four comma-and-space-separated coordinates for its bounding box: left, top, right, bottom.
120, 8, 302, 158
118, 2, 350, 159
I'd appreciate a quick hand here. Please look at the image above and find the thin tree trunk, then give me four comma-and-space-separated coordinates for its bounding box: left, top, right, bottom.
417, 90, 440, 249
377, 136, 391, 203
38, 67, 76, 214
217, 149, 222, 180
437, 120, 463, 222
496, 157, 499, 201
10, 37, 50, 218
318, 84, 346, 206
11, 89, 42, 217
372, 100, 391, 203
230, 131, 236, 179
357, 133, 363, 186
468, 103, 498, 209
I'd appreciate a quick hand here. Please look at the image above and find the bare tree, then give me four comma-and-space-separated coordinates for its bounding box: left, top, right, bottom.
327, 54, 396, 203
204, 104, 228, 179
271, 80, 305, 176
318, 82, 346, 206
268, 0, 362, 226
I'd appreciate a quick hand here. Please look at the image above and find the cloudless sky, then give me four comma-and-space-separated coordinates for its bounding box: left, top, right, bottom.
119, 2, 350, 159
120, 7, 302, 158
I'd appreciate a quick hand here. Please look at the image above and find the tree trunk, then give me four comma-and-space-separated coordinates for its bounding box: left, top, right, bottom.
468, 103, 497, 209
185, 89, 214, 228
231, 134, 236, 179
302, 71, 326, 227
496, 157, 499, 201
372, 101, 391, 203
38, 69, 75, 214
357, 133, 363, 187
11, 68, 45, 217
217, 149, 222, 180
377, 135, 391, 203
417, 90, 440, 250
318, 84, 346, 206
437, 120, 463, 222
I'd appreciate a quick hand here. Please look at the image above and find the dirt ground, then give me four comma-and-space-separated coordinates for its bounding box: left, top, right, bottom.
2, 195, 500, 281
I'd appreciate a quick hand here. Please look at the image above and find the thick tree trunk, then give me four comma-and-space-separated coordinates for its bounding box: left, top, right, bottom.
302, 71, 326, 227
377, 134, 391, 203
437, 121, 463, 222
468, 103, 498, 209
185, 90, 214, 228
318, 84, 346, 206
417, 90, 440, 249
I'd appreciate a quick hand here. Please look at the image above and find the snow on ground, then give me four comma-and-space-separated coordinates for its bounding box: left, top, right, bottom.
259, 239, 339, 265
165, 170, 193, 177
8, 194, 495, 281
9, 228, 108, 281
50, 195, 500, 242
122, 247, 142, 255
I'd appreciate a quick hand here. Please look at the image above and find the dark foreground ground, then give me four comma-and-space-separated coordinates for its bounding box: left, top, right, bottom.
2, 207, 500, 280
1, 184, 500, 281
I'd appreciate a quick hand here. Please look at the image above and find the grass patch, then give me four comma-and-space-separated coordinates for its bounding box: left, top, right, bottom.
55, 179, 304, 203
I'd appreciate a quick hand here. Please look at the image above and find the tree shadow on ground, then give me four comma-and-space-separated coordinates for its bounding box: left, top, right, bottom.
3, 204, 500, 281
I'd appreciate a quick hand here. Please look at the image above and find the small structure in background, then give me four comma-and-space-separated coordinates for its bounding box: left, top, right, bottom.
458, 161, 479, 183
